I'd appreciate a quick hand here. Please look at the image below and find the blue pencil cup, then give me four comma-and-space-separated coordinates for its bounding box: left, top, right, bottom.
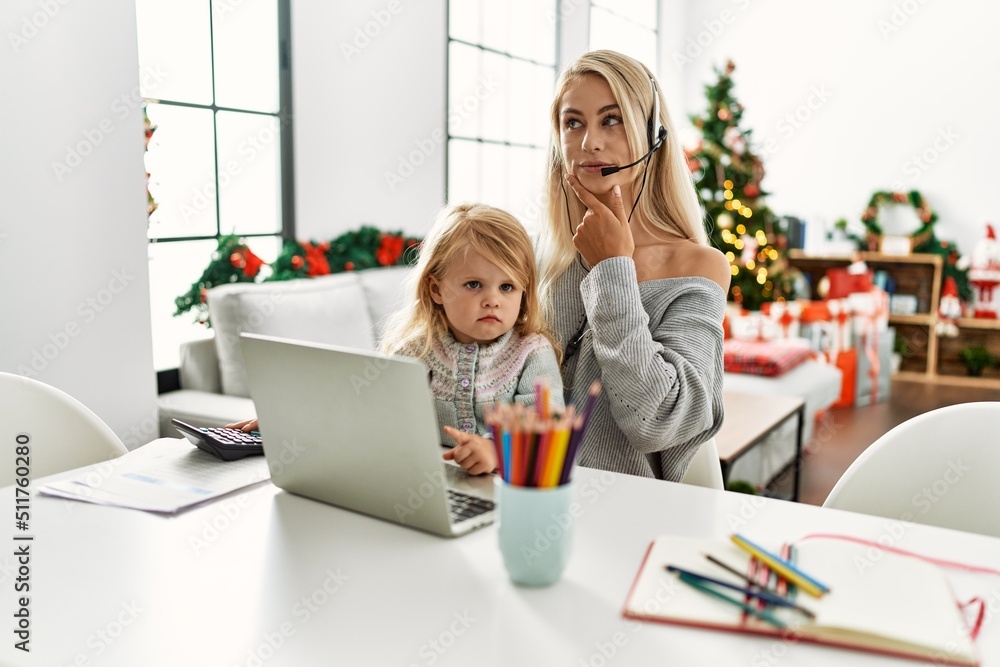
495, 478, 576, 586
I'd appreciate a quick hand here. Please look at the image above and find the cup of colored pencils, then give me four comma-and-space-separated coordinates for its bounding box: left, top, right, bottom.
493, 379, 601, 586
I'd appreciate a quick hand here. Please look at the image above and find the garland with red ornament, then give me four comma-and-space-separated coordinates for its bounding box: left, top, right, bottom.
174, 226, 422, 325
857, 189, 971, 303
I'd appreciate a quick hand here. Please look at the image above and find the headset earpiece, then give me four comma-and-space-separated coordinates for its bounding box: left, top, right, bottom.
647, 77, 664, 151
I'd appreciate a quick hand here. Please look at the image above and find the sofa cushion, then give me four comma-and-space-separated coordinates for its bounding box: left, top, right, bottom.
208, 273, 376, 397
158, 389, 256, 437
358, 266, 413, 343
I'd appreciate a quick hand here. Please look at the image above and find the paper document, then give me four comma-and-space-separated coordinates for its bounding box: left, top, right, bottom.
39, 439, 270, 513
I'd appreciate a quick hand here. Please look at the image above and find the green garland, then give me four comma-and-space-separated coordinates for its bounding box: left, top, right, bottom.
174, 226, 422, 326
860, 190, 936, 251
857, 190, 971, 302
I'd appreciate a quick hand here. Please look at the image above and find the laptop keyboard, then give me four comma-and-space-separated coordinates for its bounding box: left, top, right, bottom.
447, 489, 495, 522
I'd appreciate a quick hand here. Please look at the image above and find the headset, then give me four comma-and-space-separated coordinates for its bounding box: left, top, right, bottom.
600, 76, 668, 177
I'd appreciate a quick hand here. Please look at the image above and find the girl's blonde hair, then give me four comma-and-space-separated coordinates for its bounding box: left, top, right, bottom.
380, 202, 560, 362
537, 50, 707, 304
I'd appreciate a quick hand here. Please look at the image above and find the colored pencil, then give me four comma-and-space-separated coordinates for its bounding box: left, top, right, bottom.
731, 534, 830, 598
666, 565, 814, 618
697, 558, 815, 618
501, 431, 512, 483
533, 428, 551, 487
544, 426, 571, 488
673, 572, 786, 629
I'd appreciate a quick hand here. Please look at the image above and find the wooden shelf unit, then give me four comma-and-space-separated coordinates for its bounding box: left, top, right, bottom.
786, 251, 1000, 387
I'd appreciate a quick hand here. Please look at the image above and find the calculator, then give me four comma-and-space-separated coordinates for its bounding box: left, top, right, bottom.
171, 418, 265, 461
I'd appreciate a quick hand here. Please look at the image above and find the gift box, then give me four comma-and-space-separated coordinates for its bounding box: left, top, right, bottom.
855, 327, 895, 407
826, 266, 874, 299
728, 310, 780, 341
759, 301, 804, 339
832, 348, 858, 408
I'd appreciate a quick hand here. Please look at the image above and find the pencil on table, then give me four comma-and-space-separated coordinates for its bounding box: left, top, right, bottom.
731, 534, 830, 598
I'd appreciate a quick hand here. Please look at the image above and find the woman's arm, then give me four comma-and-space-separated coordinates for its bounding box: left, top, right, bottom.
580, 257, 724, 454
512, 341, 566, 413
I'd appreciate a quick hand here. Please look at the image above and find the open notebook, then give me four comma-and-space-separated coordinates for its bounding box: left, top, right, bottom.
623, 535, 978, 666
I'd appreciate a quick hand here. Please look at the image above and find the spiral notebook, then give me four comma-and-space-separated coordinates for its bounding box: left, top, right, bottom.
622, 535, 979, 666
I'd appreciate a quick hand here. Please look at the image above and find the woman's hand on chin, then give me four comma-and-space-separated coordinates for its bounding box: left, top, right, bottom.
566, 174, 634, 267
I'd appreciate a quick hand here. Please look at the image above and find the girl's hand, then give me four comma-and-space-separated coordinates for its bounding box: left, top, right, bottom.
225, 418, 259, 432
566, 174, 634, 266
441, 426, 498, 476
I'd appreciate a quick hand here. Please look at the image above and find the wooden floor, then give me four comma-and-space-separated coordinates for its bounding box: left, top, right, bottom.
795, 379, 1000, 506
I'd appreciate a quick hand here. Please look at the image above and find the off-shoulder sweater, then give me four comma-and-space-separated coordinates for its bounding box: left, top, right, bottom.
548, 256, 725, 481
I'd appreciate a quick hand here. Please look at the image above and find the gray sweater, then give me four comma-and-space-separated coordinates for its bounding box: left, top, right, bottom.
549, 256, 725, 481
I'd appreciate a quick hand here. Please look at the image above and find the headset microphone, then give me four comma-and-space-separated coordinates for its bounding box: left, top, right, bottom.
601, 127, 667, 176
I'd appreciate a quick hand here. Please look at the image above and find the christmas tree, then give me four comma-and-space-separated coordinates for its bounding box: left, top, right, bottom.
687, 60, 790, 311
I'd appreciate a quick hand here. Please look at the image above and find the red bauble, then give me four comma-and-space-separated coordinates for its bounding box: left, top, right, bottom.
344, 261, 355, 271
743, 182, 760, 198
291, 255, 304, 270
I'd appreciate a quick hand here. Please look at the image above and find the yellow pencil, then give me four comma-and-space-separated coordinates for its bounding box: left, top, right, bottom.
730, 534, 830, 598
543, 428, 571, 488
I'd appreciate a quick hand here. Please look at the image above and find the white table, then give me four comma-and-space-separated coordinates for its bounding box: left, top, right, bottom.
4, 438, 1000, 667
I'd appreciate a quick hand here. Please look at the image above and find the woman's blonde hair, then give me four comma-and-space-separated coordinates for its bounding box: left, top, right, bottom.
537, 50, 707, 304
380, 202, 560, 362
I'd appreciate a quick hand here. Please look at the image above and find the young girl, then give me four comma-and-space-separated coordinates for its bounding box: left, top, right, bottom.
380, 202, 563, 475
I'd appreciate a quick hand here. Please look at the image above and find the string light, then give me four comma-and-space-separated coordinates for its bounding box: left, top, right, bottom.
730, 265, 739, 276
724, 201, 734, 210
736, 224, 746, 235
746, 260, 755, 270
734, 239, 744, 250
768, 249, 778, 260
757, 273, 766, 284
743, 208, 753, 218
755, 230, 767, 245
724, 190, 733, 200
724, 180, 733, 189
732, 199, 742, 209
725, 251, 735, 262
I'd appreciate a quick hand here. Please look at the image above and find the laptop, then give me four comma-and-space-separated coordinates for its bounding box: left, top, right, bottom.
239, 332, 495, 537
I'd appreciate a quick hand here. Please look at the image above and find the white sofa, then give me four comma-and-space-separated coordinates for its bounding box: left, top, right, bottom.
157, 267, 411, 437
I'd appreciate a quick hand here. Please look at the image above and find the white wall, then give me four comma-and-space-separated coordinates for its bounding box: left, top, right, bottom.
291, 0, 448, 239
670, 0, 1000, 257
0, 0, 158, 448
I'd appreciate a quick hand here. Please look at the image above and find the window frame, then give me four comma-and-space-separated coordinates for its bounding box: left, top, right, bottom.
143, 0, 295, 390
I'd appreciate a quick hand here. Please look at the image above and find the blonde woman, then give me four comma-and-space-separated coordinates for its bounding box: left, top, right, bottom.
536, 50, 730, 482
379, 202, 564, 475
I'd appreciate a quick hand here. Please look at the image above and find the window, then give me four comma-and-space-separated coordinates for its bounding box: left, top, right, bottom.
137, 0, 293, 371
446, 0, 557, 234
589, 0, 659, 74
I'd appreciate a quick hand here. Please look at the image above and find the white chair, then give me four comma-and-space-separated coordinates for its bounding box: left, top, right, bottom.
823, 402, 1000, 538
0, 372, 128, 487
680, 437, 725, 490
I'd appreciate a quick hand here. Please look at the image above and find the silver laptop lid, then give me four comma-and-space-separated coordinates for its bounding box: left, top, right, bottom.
240, 332, 461, 536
